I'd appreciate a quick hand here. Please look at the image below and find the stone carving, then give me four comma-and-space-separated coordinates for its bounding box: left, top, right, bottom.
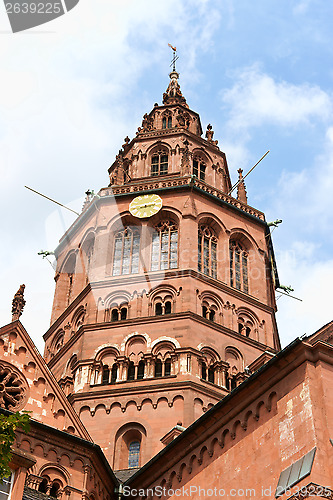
163, 71, 188, 107
236, 168, 248, 205
11, 284, 26, 321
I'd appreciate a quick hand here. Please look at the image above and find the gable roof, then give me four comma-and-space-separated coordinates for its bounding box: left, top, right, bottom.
0, 320, 91, 440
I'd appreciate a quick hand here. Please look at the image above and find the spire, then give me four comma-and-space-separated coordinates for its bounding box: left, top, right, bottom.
163, 45, 188, 107
237, 169, 248, 204
12, 284, 26, 322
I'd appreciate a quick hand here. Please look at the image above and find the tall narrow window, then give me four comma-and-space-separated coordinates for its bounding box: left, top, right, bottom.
0, 475, 12, 499
151, 151, 168, 176
128, 441, 140, 468
165, 301, 172, 314
162, 117, 167, 129
167, 116, 172, 128
155, 360, 163, 377
111, 364, 118, 383
201, 362, 207, 380
137, 360, 145, 380
102, 365, 110, 385
112, 227, 140, 276
230, 241, 249, 293
165, 359, 171, 376
127, 362, 135, 381
193, 157, 206, 181
155, 303, 163, 315
198, 225, 217, 278
151, 220, 178, 271
208, 367, 215, 384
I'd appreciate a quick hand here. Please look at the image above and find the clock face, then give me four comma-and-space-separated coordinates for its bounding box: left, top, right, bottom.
129, 194, 163, 219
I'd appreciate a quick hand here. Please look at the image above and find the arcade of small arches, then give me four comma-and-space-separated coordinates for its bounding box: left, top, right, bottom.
66, 334, 247, 394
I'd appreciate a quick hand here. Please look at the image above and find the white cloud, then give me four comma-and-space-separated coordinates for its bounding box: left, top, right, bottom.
0, 0, 222, 349
222, 65, 332, 131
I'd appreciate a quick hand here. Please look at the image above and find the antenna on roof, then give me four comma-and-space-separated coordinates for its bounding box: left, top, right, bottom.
25, 186, 80, 216
228, 151, 270, 196
168, 43, 179, 71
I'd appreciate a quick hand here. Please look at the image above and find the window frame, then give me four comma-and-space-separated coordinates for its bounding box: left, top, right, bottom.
198, 225, 217, 279
151, 220, 178, 271
229, 241, 249, 293
0, 473, 13, 500
150, 150, 169, 176
112, 226, 141, 277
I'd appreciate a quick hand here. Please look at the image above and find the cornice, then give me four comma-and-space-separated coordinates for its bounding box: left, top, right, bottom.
47, 311, 276, 370
68, 378, 226, 405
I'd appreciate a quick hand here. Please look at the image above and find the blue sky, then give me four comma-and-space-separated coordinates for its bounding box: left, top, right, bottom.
0, 0, 332, 351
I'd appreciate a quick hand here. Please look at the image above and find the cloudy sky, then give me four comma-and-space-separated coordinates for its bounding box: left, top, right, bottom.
0, 0, 332, 352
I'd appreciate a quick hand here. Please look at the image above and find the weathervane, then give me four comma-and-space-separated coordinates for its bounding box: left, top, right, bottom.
168, 43, 179, 71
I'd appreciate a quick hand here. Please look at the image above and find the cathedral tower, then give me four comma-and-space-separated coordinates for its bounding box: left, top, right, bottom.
43, 68, 280, 472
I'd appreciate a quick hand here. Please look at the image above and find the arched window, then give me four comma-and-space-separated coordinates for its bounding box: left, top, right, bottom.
201, 362, 207, 380
162, 117, 167, 129
165, 301, 172, 314
137, 360, 145, 380
229, 241, 248, 293
151, 220, 178, 271
120, 307, 127, 320
155, 303, 163, 316
151, 150, 168, 176
193, 157, 206, 181
111, 308, 118, 322
0, 475, 12, 499
128, 441, 140, 468
154, 360, 163, 378
198, 225, 217, 278
165, 358, 171, 376
102, 365, 110, 385
167, 116, 172, 128
127, 362, 135, 381
202, 303, 216, 322
49, 482, 60, 498
112, 227, 140, 276
38, 478, 48, 493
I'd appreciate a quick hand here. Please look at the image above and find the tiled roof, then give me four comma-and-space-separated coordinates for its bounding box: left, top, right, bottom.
114, 468, 140, 483
22, 486, 50, 500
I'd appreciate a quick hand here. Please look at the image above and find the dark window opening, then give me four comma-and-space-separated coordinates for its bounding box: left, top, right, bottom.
102, 365, 110, 385
165, 359, 171, 376
111, 364, 118, 384
155, 303, 163, 316
238, 323, 243, 334
155, 360, 163, 377
208, 367, 215, 384
162, 117, 167, 129
128, 441, 140, 468
127, 362, 135, 381
49, 483, 60, 498
246, 327, 251, 337
202, 305, 208, 318
165, 301, 172, 314
137, 360, 145, 380
167, 116, 172, 128
209, 310, 215, 321
201, 362, 207, 380
120, 307, 127, 320
38, 479, 48, 493
111, 308, 118, 322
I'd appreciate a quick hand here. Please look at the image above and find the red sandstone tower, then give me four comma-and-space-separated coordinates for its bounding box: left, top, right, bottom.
43, 67, 280, 472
